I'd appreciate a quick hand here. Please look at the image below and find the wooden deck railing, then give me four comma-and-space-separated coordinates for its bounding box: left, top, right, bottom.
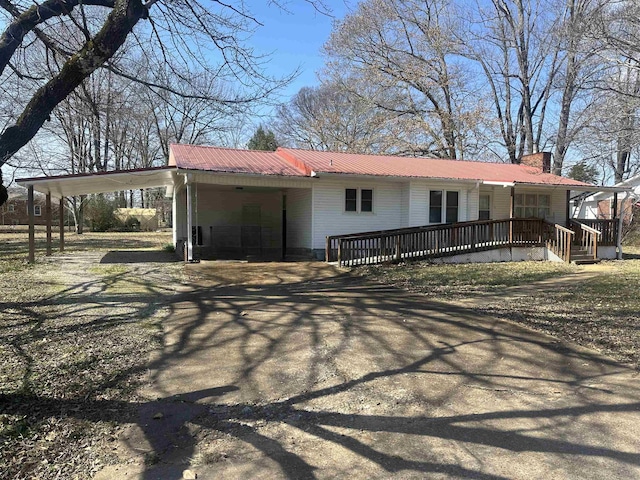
572, 219, 617, 246
570, 219, 601, 260
326, 218, 572, 266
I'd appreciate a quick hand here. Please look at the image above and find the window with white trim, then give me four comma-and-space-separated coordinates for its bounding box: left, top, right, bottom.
34, 205, 42, 216
7, 203, 14, 212
514, 193, 550, 218
429, 190, 459, 224
479, 194, 491, 220
345, 188, 373, 213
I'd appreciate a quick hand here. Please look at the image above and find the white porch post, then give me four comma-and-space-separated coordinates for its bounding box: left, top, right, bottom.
186, 177, 193, 262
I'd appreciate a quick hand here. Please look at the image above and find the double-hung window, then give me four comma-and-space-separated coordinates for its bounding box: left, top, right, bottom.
429, 190, 459, 224
479, 194, 491, 220
345, 188, 373, 213
34, 205, 42, 216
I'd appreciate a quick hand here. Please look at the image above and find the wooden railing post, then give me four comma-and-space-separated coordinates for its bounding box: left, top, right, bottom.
325, 236, 331, 262
395, 235, 401, 262
337, 239, 343, 266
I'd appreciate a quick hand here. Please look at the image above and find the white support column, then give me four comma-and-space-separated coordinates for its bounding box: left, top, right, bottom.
186, 179, 193, 262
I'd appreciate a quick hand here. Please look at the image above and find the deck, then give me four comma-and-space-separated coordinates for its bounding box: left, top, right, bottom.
326, 218, 617, 267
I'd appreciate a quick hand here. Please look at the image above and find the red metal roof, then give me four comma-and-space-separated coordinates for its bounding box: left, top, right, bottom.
170, 144, 306, 177
277, 148, 590, 186
169, 144, 591, 186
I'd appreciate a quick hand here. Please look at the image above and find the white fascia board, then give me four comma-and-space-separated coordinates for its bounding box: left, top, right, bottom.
482, 181, 514, 187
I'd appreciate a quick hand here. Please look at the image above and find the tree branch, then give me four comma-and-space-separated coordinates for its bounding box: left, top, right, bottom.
0, 0, 116, 77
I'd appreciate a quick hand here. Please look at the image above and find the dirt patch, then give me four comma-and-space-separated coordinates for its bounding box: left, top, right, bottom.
100, 261, 639, 479
4, 249, 640, 479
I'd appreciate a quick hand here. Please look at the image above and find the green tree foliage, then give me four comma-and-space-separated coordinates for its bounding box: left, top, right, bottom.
247, 126, 278, 151
568, 162, 599, 184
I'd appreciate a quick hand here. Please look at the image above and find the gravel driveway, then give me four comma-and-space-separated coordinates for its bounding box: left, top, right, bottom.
95, 260, 640, 480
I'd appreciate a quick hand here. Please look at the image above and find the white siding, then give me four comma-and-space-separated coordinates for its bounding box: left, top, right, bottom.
466, 187, 480, 221
311, 179, 404, 249
286, 188, 312, 249
550, 188, 568, 223
408, 181, 476, 225
492, 187, 512, 219
408, 181, 428, 226
400, 183, 410, 227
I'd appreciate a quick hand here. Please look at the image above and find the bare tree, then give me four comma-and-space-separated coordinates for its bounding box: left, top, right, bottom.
0, 0, 326, 205
275, 80, 396, 153
323, 0, 486, 159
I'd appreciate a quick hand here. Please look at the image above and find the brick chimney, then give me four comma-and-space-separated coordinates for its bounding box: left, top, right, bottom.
521, 152, 551, 173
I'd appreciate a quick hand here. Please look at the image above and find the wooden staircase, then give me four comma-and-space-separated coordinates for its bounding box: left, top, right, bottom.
570, 246, 601, 265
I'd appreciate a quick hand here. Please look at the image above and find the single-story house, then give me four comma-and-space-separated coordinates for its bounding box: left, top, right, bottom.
16, 145, 627, 264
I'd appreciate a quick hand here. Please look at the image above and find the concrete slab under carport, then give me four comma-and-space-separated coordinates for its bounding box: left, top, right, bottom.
100, 260, 640, 480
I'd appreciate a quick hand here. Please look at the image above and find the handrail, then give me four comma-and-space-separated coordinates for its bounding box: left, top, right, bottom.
544, 221, 574, 263
573, 218, 617, 246
570, 219, 601, 236
569, 219, 599, 260
327, 218, 578, 266
555, 224, 575, 235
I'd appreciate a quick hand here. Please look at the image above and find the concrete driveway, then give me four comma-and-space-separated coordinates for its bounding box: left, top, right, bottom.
100, 261, 640, 479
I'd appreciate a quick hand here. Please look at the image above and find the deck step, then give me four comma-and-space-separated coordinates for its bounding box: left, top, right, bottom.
572, 258, 601, 265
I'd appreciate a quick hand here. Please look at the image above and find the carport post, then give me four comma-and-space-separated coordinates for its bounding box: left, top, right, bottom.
28, 185, 35, 264
59, 197, 65, 252
45, 192, 52, 256
186, 179, 193, 262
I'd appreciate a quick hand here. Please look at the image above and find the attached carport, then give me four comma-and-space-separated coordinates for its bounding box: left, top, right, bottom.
16, 166, 315, 263
16, 167, 177, 263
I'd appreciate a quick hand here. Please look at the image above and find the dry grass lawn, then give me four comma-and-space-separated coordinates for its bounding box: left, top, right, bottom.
0, 230, 180, 479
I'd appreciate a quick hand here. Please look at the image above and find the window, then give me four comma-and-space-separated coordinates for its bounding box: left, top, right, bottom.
345, 188, 373, 213
446, 191, 459, 223
361, 189, 373, 212
479, 194, 491, 220
429, 190, 443, 223
345, 188, 357, 212
7, 204, 14, 212
430, 190, 459, 224
34, 205, 41, 216
514, 193, 551, 218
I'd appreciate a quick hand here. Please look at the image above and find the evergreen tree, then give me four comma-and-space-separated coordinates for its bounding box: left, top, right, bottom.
568, 162, 599, 184
247, 126, 278, 151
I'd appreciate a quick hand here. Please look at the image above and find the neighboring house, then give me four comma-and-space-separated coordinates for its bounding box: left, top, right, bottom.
574, 173, 640, 221
16, 145, 624, 264
0, 187, 59, 226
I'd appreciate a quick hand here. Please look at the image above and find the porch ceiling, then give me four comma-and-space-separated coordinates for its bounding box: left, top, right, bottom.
16, 167, 178, 198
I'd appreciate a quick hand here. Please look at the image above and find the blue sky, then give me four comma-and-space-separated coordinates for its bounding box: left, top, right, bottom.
248, 2, 352, 101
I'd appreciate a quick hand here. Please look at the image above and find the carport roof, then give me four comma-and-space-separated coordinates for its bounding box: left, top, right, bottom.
16, 166, 177, 198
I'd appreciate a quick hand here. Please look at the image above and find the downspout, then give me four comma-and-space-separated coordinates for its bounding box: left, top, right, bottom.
616, 192, 630, 260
